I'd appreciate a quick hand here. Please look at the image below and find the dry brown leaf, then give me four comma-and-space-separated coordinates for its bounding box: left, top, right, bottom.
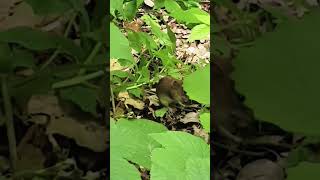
180, 112, 199, 124
118, 91, 145, 110
144, 0, 154, 7
192, 125, 209, 143
27, 95, 108, 152
46, 116, 108, 152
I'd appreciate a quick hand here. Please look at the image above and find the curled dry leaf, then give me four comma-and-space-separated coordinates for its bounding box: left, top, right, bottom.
180, 112, 200, 124
27, 95, 108, 152
118, 91, 145, 110
0, 0, 65, 32
144, 0, 154, 7
46, 116, 108, 152
147, 94, 160, 106
192, 125, 209, 143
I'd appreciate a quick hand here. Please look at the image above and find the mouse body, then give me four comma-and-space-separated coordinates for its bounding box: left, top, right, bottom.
156, 76, 188, 107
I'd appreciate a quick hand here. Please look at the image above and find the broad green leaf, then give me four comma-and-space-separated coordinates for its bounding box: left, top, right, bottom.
59, 86, 98, 115
188, 24, 210, 42
183, 65, 210, 105
25, 0, 72, 15
232, 10, 320, 136
149, 131, 210, 180
199, 112, 210, 133
110, 119, 141, 180
0, 27, 84, 61
128, 88, 142, 98
110, 23, 133, 62
164, 0, 209, 25
128, 31, 158, 52
185, 8, 210, 25
123, 1, 137, 20
111, 118, 168, 169
287, 162, 320, 180
185, 158, 210, 180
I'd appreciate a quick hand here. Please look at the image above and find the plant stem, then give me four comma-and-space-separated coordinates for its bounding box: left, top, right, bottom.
78, 42, 102, 75
52, 70, 104, 89
110, 86, 116, 119
40, 47, 61, 70
1, 75, 17, 171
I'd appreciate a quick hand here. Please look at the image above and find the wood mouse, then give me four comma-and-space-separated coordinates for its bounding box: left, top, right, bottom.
156, 76, 188, 107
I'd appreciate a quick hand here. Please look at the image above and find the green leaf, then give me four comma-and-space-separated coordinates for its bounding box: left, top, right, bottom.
287, 162, 320, 180
188, 24, 209, 42
25, 0, 72, 15
11, 48, 36, 69
0, 27, 85, 61
123, 0, 138, 20
110, 119, 141, 180
155, 107, 168, 117
183, 65, 210, 105
128, 31, 158, 52
185, 158, 210, 180
164, 0, 209, 25
128, 88, 142, 98
232, 10, 320, 136
59, 86, 97, 115
110, 0, 124, 17
155, 48, 179, 67
149, 131, 210, 180
111, 118, 168, 169
110, 23, 133, 62
199, 112, 210, 133
141, 15, 171, 46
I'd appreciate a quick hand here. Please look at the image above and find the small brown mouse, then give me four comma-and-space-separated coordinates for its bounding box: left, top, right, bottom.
156, 76, 188, 107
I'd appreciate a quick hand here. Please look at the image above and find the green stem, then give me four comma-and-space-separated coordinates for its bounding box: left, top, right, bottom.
1, 75, 17, 171
52, 70, 104, 89
40, 47, 61, 70
78, 42, 102, 75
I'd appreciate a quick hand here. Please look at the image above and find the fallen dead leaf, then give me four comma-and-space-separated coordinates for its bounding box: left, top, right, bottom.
193, 125, 209, 143
27, 95, 108, 152
180, 112, 199, 124
118, 91, 145, 110
47, 116, 108, 152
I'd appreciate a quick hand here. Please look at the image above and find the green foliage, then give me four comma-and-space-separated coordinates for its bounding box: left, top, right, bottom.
149, 131, 210, 180
0, 27, 84, 61
189, 24, 210, 42
232, 10, 320, 136
110, 23, 134, 62
155, 107, 168, 117
200, 112, 210, 133
183, 65, 210, 105
110, 119, 142, 180
164, 0, 209, 42
287, 162, 320, 180
110, 2, 210, 178
111, 118, 168, 170
25, 0, 72, 15
59, 86, 98, 115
